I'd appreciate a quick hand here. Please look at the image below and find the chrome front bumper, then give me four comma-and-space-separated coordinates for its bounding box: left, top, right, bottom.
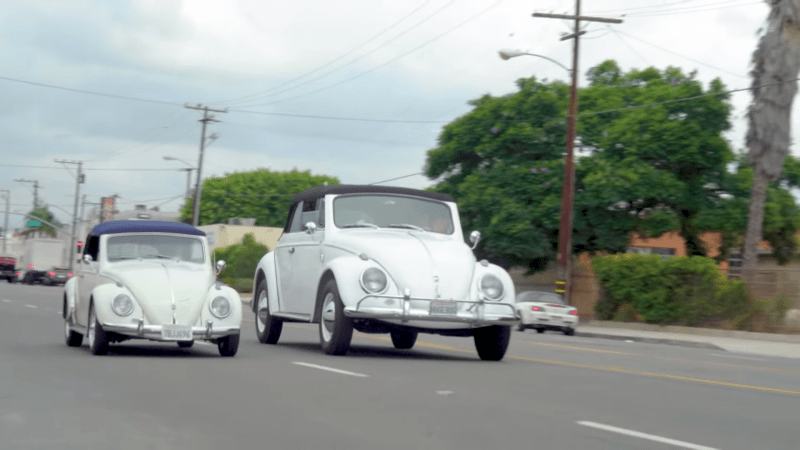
102, 319, 240, 340
344, 292, 519, 326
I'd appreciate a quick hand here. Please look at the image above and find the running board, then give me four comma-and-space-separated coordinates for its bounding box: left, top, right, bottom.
272, 312, 313, 323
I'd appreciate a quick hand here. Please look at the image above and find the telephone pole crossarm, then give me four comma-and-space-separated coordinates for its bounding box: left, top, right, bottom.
532, 12, 623, 24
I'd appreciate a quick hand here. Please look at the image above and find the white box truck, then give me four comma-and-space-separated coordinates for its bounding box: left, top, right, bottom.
17, 238, 66, 285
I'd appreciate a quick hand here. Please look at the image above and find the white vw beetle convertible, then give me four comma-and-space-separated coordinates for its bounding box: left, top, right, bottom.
251, 185, 518, 360
63, 220, 242, 356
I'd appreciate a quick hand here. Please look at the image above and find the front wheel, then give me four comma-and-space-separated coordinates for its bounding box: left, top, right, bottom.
563, 328, 575, 336
218, 334, 239, 357
390, 329, 418, 349
255, 280, 283, 344
64, 314, 83, 347
87, 303, 109, 355
318, 279, 353, 356
473, 326, 511, 361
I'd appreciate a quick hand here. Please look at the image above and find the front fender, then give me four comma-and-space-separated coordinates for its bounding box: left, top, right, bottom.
253, 251, 280, 313
64, 278, 78, 319
470, 262, 516, 314
322, 256, 401, 309
202, 285, 242, 328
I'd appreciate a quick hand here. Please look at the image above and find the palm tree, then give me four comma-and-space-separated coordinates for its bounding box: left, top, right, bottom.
742, 0, 800, 284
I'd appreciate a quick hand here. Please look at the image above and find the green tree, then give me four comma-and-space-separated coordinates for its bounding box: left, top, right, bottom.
213, 233, 269, 292
425, 60, 735, 271
23, 207, 62, 237
181, 168, 339, 226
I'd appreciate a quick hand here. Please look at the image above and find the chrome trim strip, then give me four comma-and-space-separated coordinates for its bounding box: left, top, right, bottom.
160, 262, 176, 324
272, 312, 313, 322
101, 322, 240, 339
349, 293, 518, 325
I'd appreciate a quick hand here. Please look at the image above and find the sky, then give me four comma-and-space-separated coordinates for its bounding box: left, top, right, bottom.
0, 0, 779, 232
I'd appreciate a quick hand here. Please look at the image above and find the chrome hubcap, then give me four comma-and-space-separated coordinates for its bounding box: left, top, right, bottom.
88, 309, 95, 347
321, 293, 335, 342
256, 292, 268, 333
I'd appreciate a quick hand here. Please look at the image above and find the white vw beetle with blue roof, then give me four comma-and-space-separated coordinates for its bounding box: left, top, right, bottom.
251, 185, 518, 360
63, 220, 242, 356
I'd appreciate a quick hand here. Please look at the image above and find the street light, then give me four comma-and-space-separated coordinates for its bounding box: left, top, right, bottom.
163, 156, 196, 201
499, 47, 578, 304
497, 49, 572, 73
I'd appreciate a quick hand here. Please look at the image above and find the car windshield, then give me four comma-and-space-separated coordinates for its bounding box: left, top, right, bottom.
333, 194, 454, 234
106, 234, 205, 263
516, 291, 565, 304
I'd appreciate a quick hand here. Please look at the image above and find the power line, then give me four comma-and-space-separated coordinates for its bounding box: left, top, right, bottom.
237, 0, 503, 108
611, 29, 749, 79
219, 1, 440, 106
624, 0, 762, 17
228, 109, 449, 123
0, 75, 183, 107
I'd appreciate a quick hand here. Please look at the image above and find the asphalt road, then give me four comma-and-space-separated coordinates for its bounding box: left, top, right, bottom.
2, 282, 800, 450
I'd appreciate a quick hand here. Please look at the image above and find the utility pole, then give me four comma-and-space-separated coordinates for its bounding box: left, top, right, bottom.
55, 159, 85, 272
533, 1, 622, 304
0, 190, 9, 254
184, 103, 227, 227
14, 179, 40, 210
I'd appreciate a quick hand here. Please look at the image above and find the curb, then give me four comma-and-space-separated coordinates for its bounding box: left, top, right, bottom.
574, 331, 725, 351
582, 320, 800, 344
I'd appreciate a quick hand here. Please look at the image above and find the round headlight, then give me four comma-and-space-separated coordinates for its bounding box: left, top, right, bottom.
111, 294, 134, 316
479, 274, 504, 300
360, 267, 388, 293
210, 296, 231, 319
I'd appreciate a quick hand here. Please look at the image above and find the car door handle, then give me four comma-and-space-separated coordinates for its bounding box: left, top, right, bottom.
289, 248, 295, 254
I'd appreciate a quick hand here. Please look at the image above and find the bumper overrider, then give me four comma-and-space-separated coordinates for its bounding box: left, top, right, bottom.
101, 319, 240, 340
345, 291, 519, 326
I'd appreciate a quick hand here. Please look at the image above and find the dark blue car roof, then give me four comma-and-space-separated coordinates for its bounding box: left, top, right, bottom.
90, 220, 206, 236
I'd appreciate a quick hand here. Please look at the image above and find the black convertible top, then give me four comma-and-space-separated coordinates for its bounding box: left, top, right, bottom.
293, 184, 453, 203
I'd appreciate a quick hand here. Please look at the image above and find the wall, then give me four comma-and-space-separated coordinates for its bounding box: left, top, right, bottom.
198, 224, 283, 251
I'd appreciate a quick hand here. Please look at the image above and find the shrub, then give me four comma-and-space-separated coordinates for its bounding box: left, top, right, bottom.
213, 233, 269, 292
593, 254, 751, 326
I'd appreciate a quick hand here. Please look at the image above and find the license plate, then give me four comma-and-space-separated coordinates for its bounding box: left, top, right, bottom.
430, 300, 458, 316
161, 325, 192, 340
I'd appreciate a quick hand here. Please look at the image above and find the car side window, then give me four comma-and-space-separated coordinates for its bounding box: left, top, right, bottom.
301, 198, 324, 230
84, 235, 100, 261
286, 202, 305, 234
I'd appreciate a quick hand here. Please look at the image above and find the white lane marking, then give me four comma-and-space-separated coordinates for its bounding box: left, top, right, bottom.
436, 390, 454, 396
293, 362, 369, 378
577, 421, 718, 450
2, 299, 11, 303
709, 353, 765, 361
24, 304, 38, 309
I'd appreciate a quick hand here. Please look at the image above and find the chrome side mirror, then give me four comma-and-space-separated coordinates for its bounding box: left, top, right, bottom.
83, 254, 94, 263
305, 222, 317, 234
215, 260, 226, 275
469, 230, 481, 249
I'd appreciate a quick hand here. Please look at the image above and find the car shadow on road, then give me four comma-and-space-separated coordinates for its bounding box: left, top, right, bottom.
85, 344, 221, 358
274, 342, 480, 362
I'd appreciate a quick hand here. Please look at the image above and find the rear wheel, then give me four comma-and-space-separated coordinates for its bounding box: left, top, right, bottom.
218, 334, 239, 357
87, 303, 109, 355
517, 323, 525, 332
255, 280, 283, 344
563, 328, 575, 336
473, 326, 511, 361
318, 279, 353, 356
390, 329, 418, 349
536, 328, 545, 334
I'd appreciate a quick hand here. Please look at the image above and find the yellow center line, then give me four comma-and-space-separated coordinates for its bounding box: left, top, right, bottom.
524, 341, 633, 355
506, 355, 800, 395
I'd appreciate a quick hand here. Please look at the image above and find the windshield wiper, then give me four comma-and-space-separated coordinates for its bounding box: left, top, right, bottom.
341, 222, 379, 229
388, 224, 424, 231
144, 254, 180, 260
